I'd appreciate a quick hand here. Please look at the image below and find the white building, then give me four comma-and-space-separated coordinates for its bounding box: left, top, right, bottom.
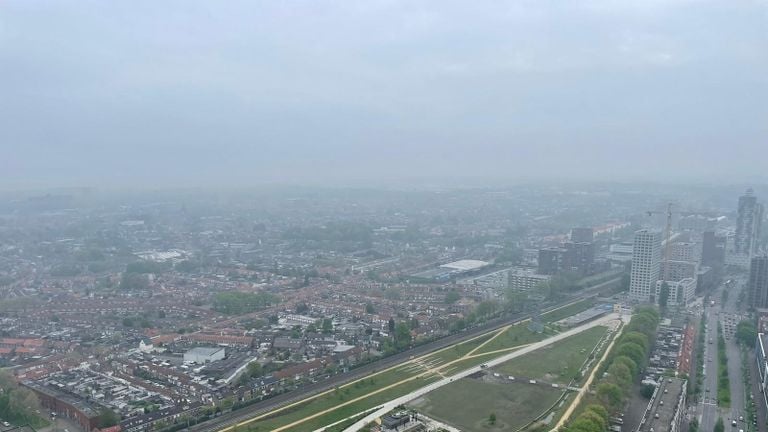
139, 338, 154, 353
655, 278, 696, 306
183, 347, 225, 364
507, 267, 551, 294
280, 314, 316, 327
439, 260, 490, 272
630, 230, 662, 303
458, 269, 509, 291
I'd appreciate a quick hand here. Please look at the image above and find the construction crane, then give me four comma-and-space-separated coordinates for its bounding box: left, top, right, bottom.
646, 203, 674, 281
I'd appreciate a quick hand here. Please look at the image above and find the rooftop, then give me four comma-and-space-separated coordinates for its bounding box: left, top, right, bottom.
439, 260, 490, 272
185, 347, 224, 356
639, 377, 686, 432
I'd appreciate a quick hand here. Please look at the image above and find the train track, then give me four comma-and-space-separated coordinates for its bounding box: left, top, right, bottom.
185, 286, 613, 432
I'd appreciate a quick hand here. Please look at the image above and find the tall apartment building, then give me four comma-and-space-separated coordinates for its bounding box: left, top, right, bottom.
735, 188, 764, 256
749, 256, 768, 309
669, 242, 699, 263
507, 267, 551, 294
701, 231, 726, 267
538, 248, 565, 275
630, 229, 662, 303
563, 241, 595, 275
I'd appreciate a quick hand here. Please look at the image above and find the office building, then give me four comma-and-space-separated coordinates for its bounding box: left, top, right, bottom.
655, 278, 695, 306
669, 242, 699, 263
538, 248, 565, 275
701, 231, 726, 267
563, 241, 595, 275
749, 256, 768, 309
630, 229, 662, 303
735, 188, 764, 256
507, 267, 551, 294
665, 260, 697, 283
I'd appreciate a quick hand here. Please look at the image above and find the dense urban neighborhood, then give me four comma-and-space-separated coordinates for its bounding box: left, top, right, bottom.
0, 185, 766, 432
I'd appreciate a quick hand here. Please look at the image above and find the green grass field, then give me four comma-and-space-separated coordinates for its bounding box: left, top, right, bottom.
470, 323, 545, 355
493, 326, 607, 384
410, 380, 563, 432
245, 375, 442, 431
233, 301, 606, 432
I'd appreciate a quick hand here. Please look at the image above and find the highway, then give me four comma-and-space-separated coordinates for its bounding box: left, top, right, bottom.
186, 279, 619, 432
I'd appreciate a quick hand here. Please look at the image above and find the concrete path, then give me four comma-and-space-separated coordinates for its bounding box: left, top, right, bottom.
338, 313, 623, 432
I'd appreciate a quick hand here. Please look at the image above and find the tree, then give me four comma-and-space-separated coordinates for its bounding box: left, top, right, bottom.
640, 383, 655, 399
248, 361, 263, 378
607, 363, 632, 387
570, 417, 603, 432
96, 408, 120, 428
621, 332, 649, 352
388, 317, 396, 333
596, 383, 624, 410
658, 282, 670, 311
475, 301, 499, 318
306, 323, 317, 333
489, 413, 496, 425
410, 317, 419, 329
689, 418, 699, 432
612, 355, 639, 378
616, 342, 646, 368
296, 302, 309, 314
119, 272, 149, 290
736, 320, 757, 347
322, 318, 333, 334
584, 404, 609, 423
579, 410, 607, 431
365, 303, 375, 314
714, 417, 724, 432
445, 290, 461, 304
395, 322, 412, 349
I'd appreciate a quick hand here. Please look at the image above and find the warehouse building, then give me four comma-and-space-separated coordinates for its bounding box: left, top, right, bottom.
183, 347, 225, 364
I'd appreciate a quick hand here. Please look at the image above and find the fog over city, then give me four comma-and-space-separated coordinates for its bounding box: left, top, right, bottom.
2, 1, 767, 188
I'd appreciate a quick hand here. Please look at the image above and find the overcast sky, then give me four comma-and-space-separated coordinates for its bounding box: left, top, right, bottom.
1, 1, 766, 188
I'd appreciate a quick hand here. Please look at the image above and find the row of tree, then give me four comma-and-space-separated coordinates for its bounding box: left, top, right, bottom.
0, 370, 44, 427
717, 324, 731, 407
565, 307, 660, 432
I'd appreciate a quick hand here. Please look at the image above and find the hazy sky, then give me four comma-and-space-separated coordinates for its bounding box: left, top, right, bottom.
1, 1, 766, 188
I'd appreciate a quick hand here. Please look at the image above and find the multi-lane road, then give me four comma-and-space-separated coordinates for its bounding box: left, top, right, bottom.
700, 302, 722, 432
698, 276, 753, 432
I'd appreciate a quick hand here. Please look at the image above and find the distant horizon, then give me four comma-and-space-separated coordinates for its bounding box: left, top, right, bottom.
2, 1, 767, 188
1, 177, 766, 195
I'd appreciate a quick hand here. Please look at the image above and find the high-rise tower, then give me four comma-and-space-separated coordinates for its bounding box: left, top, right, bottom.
735, 188, 764, 256
630, 229, 662, 303
748, 256, 768, 309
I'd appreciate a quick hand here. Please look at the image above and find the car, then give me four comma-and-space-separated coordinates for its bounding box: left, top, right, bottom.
732, 420, 738, 427
739, 416, 744, 421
